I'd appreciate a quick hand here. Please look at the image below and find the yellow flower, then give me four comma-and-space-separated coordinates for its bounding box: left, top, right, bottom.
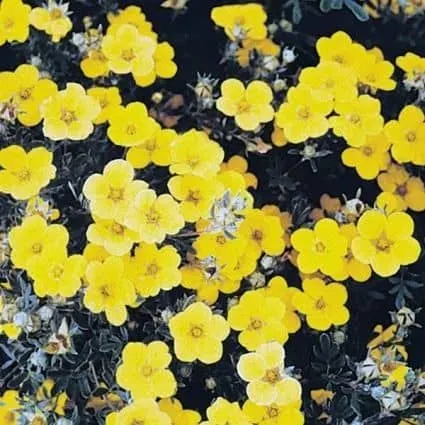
125, 243, 181, 297
216, 79, 274, 131
87, 87, 122, 124
170, 129, 224, 177
292, 278, 349, 331
158, 398, 201, 425
0, 390, 20, 425
203, 398, 250, 425
275, 85, 333, 144
126, 127, 176, 169
351, 210, 421, 277
382, 364, 409, 391
291, 218, 348, 280
83, 159, 148, 223
134, 42, 178, 87
169, 302, 230, 364
310, 389, 334, 405
0, 0, 31, 45
309, 193, 342, 222
340, 223, 372, 283
261, 276, 301, 334
298, 61, 358, 102
106, 5, 156, 39
237, 209, 286, 258
168, 174, 221, 222
0, 323, 21, 340
211, 4, 267, 41
271, 124, 288, 147
228, 290, 288, 351
116, 341, 177, 399
28, 248, 85, 298
125, 189, 184, 243
107, 101, 158, 147
86, 217, 139, 256
396, 52, 425, 80
237, 38, 280, 68
84, 256, 136, 326
385, 105, 425, 165
220, 237, 258, 280
25, 196, 60, 222
41, 82, 101, 141
101, 24, 157, 77
262, 205, 292, 246
0, 145, 56, 200
0, 64, 57, 127
316, 31, 367, 69
377, 164, 425, 212
83, 243, 110, 265
341, 132, 391, 180
116, 400, 171, 425
81, 49, 109, 79
237, 342, 302, 406
8, 215, 69, 271
355, 51, 396, 91
29, 1, 72, 43
329, 95, 384, 147
220, 155, 257, 189
243, 400, 304, 425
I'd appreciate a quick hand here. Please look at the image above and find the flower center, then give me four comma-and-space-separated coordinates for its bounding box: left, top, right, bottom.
111, 222, 125, 235
146, 262, 159, 276
16, 168, 31, 182
141, 365, 153, 377
100, 285, 111, 298
61, 109, 77, 125
237, 100, 251, 114
121, 49, 136, 61
365, 74, 376, 83
145, 208, 160, 225
3, 18, 14, 29
131, 420, 145, 425
267, 407, 279, 418
216, 235, 226, 245
362, 146, 373, 156
297, 106, 311, 120
396, 184, 408, 196
50, 8, 63, 19
406, 131, 416, 142
315, 241, 326, 253
126, 124, 137, 135
376, 236, 392, 252
108, 187, 124, 202
144, 139, 156, 152
32, 417, 46, 425
252, 229, 263, 242
32, 242, 43, 254
264, 368, 281, 384
324, 79, 335, 88
349, 113, 361, 125
190, 325, 203, 338
315, 297, 327, 310
19, 87, 33, 100
249, 318, 263, 330
5, 412, 16, 423
187, 190, 201, 204
332, 54, 345, 64
99, 97, 109, 108
52, 265, 64, 278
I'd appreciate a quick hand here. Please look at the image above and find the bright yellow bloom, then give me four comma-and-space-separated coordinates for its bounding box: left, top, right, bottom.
220, 237, 258, 280
101, 24, 157, 77
228, 290, 288, 351
237, 342, 302, 406
298, 61, 358, 102
341, 132, 391, 180
340, 223, 372, 283
83, 159, 148, 223
125, 243, 181, 297
0, 64, 57, 127
237, 209, 286, 258
170, 129, 224, 177
316, 31, 367, 69
169, 302, 230, 364
292, 278, 349, 331
125, 189, 184, 243
8, 215, 68, 271
261, 205, 292, 246
158, 398, 201, 425
83, 243, 110, 265
28, 248, 85, 298
0, 390, 20, 425
86, 217, 139, 256
84, 256, 136, 326
168, 174, 221, 222
106, 5, 156, 39
29, 1, 72, 43
116, 341, 177, 399
329, 95, 384, 147
377, 164, 425, 212
41, 83, 101, 141
107, 101, 158, 147
396, 52, 425, 80
310, 389, 334, 405
382, 364, 409, 391
0, 322, 22, 340
261, 276, 301, 333
271, 124, 288, 147
220, 155, 257, 189
237, 38, 280, 68
134, 42, 177, 87
355, 51, 396, 91
291, 218, 348, 280
385, 105, 425, 165
0, 0, 31, 45
211, 4, 267, 41
351, 210, 421, 277
275, 85, 333, 143
87, 87, 122, 124
115, 400, 171, 425
81, 49, 109, 79
203, 398, 250, 425
0, 145, 56, 200
216, 79, 274, 131
243, 400, 304, 425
